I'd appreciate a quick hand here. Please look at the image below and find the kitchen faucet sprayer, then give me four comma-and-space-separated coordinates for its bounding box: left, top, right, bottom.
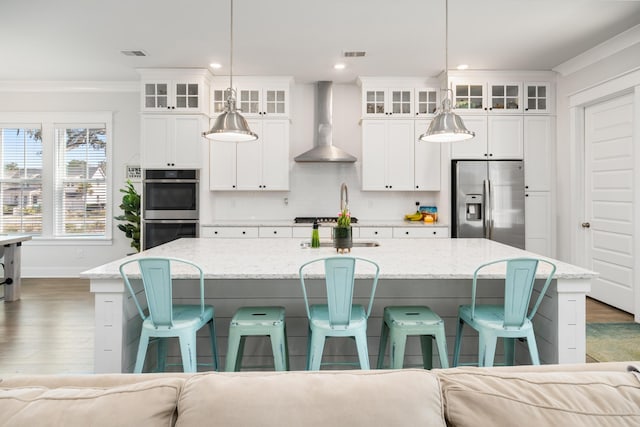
340, 182, 349, 212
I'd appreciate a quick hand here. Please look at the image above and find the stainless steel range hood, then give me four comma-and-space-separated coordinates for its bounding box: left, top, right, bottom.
294, 81, 357, 163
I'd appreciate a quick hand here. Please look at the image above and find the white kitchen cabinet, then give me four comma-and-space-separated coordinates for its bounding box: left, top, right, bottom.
139, 69, 210, 114
524, 82, 553, 114
392, 226, 449, 238
209, 119, 290, 191
487, 81, 522, 113
201, 226, 259, 238
524, 116, 554, 192
362, 120, 415, 191
211, 77, 291, 118
452, 81, 486, 112
414, 88, 440, 117
141, 115, 205, 169
258, 227, 293, 238
361, 87, 414, 118
450, 115, 523, 159
525, 191, 553, 257
452, 80, 522, 114
414, 119, 441, 191
357, 227, 393, 239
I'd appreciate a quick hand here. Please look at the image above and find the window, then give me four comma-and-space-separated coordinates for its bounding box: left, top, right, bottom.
0, 113, 112, 240
55, 126, 107, 236
0, 126, 43, 234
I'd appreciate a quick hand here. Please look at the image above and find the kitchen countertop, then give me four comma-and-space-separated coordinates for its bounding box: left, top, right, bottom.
201, 220, 448, 228
81, 237, 595, 281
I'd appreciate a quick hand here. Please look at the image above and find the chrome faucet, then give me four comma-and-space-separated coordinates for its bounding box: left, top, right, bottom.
340, 182, 349, 212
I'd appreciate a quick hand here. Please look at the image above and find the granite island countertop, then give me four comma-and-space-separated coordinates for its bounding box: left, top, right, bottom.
81, 237, 596, 281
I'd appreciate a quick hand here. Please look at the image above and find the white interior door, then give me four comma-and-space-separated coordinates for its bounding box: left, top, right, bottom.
584, 93, 634, 313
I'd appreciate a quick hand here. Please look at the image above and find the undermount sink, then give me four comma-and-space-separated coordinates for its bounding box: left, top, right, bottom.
318, 241, 380, 248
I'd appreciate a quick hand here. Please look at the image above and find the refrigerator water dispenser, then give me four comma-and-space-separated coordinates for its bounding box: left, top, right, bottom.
465, 195, 483, 221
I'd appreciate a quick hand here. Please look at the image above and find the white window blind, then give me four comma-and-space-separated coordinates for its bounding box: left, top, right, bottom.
54, 125, 107, 236
0, 126, 43, 235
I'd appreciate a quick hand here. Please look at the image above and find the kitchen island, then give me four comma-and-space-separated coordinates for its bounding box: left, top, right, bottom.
82, 238, 596, 373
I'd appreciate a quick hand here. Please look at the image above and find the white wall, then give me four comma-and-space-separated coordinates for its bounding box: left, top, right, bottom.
0, 89, 140, 277
554, 36, 640, 263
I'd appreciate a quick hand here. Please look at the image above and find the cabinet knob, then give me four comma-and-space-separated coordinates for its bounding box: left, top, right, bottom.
415, 185, 419, 189
489, 107, 493, 111
232, 185, 236, 188
214, 231, 218, 235
488, 154, 493, 157
405, 231, 409, 235
525, 194, 529, 197
432, 231, 436, 235
581, 222, 591, 228
374, 231, 378, 235
484, 153, 488, 157
525, 185, 529, 189
525, 108, 529, 111
242, 231, 246, 234
273, 231, 277, 234
484, 107, 488, 111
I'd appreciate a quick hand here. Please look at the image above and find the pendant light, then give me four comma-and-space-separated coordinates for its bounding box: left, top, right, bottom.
204, 0, 257, 142
419, 0, 474, 143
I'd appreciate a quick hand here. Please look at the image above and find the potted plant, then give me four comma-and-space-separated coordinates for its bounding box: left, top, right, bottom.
333, 206, 352, 253
115, 180, 141, 253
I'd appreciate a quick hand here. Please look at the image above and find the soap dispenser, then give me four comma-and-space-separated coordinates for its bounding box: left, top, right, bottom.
311, 221, 320, 248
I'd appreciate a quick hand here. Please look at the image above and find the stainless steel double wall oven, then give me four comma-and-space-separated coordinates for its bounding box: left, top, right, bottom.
142, 169, 199, 250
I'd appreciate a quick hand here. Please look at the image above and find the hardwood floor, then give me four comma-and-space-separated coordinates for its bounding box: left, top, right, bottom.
0, 279, 93, 375
0, 280, 633, 374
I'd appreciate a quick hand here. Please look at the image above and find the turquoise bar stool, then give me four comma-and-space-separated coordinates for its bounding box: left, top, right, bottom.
119, 257, 219, 373
225, 306, 289, 371
377, 306, 449, 369
453, 258, 557, 367
299, 256, 380, 370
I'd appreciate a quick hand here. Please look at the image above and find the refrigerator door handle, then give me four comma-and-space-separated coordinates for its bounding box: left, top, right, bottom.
484, 179, 493, 239
482, 179, 489, 239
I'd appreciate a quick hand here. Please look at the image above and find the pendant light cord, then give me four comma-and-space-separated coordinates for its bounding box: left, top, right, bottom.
229, 0, 234, 92
444, 0, 451, 103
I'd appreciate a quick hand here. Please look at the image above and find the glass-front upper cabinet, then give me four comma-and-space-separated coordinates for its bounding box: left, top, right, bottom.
142, 81, 202, 112
139, 69, 210, 114
362, 88, 413, 117
452, 82, 485, 112
524, 82, 552, 114
210, 77, 291, 118
414, 89, 439, 116
488, 82, 522, 113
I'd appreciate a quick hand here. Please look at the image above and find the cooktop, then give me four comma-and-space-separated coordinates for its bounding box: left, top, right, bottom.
294, 216, 358, 224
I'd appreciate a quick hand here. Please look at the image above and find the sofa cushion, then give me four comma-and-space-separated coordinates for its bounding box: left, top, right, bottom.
176, 369, 446, 427
0, 377, 183, 427
437, 366, 640, 427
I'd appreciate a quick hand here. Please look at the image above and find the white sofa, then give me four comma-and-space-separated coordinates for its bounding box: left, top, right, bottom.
0, 362, 639, 426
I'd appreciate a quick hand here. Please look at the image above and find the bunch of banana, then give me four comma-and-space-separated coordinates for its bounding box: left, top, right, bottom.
404, 211, 423, 221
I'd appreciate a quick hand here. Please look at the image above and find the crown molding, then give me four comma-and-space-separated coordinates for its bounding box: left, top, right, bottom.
0, 81, 139, 93
553, 24, 640, 77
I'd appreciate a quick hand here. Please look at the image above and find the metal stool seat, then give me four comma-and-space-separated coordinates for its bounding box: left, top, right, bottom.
225, 306, 289, 371
377, 306, 449, 369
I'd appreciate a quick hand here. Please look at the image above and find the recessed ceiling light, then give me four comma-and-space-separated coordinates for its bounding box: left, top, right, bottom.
334, 63, 346, 70
457, 64, 469, 70
210, 63, 222, 69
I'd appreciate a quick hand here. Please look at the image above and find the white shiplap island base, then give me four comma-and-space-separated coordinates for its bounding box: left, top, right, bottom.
81, 238, 596, 373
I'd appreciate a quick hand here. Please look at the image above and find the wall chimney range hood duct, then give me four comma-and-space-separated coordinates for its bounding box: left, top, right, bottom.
294, 81, 357, 163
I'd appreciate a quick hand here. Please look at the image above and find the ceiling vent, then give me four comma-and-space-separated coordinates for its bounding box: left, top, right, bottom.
121, 50, 148, 57
343, 51, 366, 58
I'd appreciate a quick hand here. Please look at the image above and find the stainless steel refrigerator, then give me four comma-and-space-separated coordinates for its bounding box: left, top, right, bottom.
451, 160, 525, 249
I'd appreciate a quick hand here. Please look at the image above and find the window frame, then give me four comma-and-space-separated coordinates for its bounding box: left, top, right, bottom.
0, 112, 113, 241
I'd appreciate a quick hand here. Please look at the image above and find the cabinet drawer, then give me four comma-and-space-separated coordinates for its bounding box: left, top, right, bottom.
292, 226, 332, 239
201, 227, 259, 238
393, 227, 449, 238
258, 227, 293, 238
357, 227, 393, 238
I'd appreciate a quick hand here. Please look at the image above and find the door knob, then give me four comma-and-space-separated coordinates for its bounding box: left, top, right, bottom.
581, 222, 591, 228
